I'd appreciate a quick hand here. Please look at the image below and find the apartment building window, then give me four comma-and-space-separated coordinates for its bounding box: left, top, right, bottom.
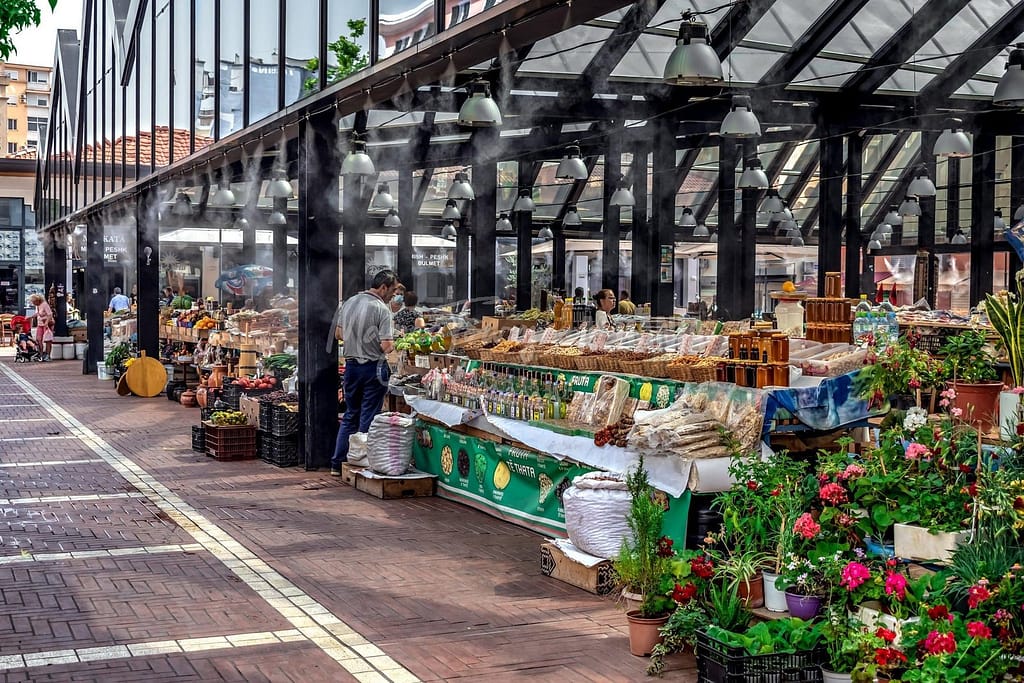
27, 71, 47, 83
3, 71, 17, 80
449, 2, 470, 28
6, 143, 15, 155
26, 140, 37, 148
27, 116, 46, 132
35, 98, 47, 107
6, 119, 15, 130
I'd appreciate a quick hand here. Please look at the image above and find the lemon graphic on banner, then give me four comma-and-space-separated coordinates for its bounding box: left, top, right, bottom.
493, 461, 511, 490
639, 382, 653, 403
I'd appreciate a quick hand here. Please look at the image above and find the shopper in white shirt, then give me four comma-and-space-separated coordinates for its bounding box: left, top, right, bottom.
594, 289, 616, 329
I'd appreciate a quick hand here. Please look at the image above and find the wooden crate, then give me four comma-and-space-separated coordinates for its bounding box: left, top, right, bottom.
540, 542, 616, 596
340, 462, 364, 486
352, 469, 436, 499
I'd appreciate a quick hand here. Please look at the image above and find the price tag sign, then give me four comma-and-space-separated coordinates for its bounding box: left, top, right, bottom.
637, 333, 651, 352
414, 354, 431, 368
523, 328, 535, 343
593, 332, 608, 352
509, 327, 521, 342
541, 328, 556, 343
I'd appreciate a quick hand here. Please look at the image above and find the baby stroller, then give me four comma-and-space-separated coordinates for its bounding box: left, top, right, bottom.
12, 317, 39, 363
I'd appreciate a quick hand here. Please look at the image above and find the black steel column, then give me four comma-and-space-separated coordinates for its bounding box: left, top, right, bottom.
272, 197, 289, 294
515, 162, 534, 311
136, 191, 159, 359
341, 177, 367, 298
454, 231, 469, 302
946, 157, 961, 240
45, 232, 68, 337
297, 109, 341, 470
397, 167, 414, 286
552, 222, 566, 294
716, 138, 740, 319
85, 217, 105, 374
845, 134, 864, 298
919, 132, 938, 305
1011, 137, 1024, 293
970, 128, 996, 306
818, 130, 844, 297
740, 140, 758, 315
241, 186, 257, 265
631, 144, 651, 308
651, 120, 675, 316
604, 132, 622, 296
470, 129, 499, 319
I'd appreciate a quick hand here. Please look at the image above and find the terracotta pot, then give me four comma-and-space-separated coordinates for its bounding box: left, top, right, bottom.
180, 390, 197, 407
951, 381, 1003, 432
620, 589, 643, 614
625, 610, 669, 657
196, 386, 208, 409
208, 364, 227, 389
736, 572, 764, 609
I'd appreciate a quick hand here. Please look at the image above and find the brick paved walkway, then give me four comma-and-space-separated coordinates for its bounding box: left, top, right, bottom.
0, 355, 698, 682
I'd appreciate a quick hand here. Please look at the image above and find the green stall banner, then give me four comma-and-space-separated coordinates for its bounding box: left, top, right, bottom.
413, 420, 690, 541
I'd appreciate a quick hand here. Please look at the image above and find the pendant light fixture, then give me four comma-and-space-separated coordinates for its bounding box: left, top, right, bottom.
448, 171, 475, 200
761, 189, 784, 214
720, 96, 761, 138
790, 232, 805, 247
883, 206, 903, 226
268, 210, 287, 226
679, 206, 697, 227
995, 209, 1007, 232
209, 177, 236, 207
564, 204, 582, 226
994, 44, 1024, 107
384, 209, 401, 228
951, 229, 968, 245
233, 216, 249, 231
933, 118, 972, 158
441, 220, 458, 240
496, 213, 512, 231
908, 165, 937, 197
172, 192, 193, 216
370, 182, 395, 210
867, 235, 882, 252
458, 82, 503, 128
265, 168, 293, 198
441, 199, 461, 221
512, 189, 535, 213
663, 14, 724, 86
878, 223, 893, 237
538, 225, 554, 240
777, 206, 794, 222
780, 218, 798, 235
1015, 203, 1024, 222
898, 195, 921, 217
555, 142, 589, 180
709, 231, 718, 243
340, 139, 376, 176
738, 157, 769, 190
609, 176, 635, 207
693, 222, 710, 238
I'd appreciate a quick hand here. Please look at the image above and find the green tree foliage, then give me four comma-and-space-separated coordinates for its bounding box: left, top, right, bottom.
304, 19, 369, 93
0, 1, 57, 62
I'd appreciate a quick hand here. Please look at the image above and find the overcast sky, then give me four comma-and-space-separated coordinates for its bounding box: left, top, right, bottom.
9, 1, 83, 68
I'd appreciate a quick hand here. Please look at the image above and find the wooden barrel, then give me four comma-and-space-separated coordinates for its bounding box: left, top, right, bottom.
238, 345, 258, 378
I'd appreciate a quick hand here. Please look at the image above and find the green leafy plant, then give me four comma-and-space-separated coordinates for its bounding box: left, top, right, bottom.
303, 19, 369, 92
705, 581, 751, 633
897, 606, 1011, 683
703, 618, 823, 656
985, 292, 1024, 387
647, 603, 709, 677
105, 342, 132, 370
820, 606, 860, 673
940, 329, 999, 384
858, 332, 941, 408
0, 0, 57, 61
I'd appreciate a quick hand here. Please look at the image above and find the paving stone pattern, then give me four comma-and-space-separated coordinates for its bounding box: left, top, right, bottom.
0, 357, 698, 681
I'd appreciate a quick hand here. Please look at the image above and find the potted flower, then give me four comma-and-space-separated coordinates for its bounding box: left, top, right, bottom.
858, 332, 940, 410
776, 543, 846, 620
613, 456, 676, 656
985, 292, 1024, 437
820, 607, 861, 683
940, 329, 1002, 431
849, 621, 909, 682
896, 604, 1011, 682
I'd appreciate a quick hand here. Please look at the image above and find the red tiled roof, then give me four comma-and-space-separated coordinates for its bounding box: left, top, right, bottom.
12, 147, 37, 159
82, 127, 213, 165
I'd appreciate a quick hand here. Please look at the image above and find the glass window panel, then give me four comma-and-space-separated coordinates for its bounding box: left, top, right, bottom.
379, 0, 434, 60
194, 0, 215, 141
519, 26, 613, 76
911, 0, 1010, 76
285, 0, 319, 105
829, 0, 911, 57
153, 0, 171, 160
172, 0, 192, 149
326, 0, 371, 82
138, 6, 153, 154
610, 33, 672, 80
792, 58, 863, 90
744, 2, 836, 75
248, 0, 279, 122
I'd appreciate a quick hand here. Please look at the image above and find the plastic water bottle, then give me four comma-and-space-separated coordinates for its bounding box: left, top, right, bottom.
878, 292, 898, 344
853, 295, 872, 344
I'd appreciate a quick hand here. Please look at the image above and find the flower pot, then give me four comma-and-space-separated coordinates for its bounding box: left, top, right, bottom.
893, 523, 968, 563
762, 571, 788, 612
621, 589, 643, 614
736, 572, 764, 609
821, 669, 853, 683
784, 591, 822, 620
625, 610, 669, 657
951, 381, 1002, 431
854, 600, 919, 645
864, 535, 896, 560
179, 390, 197, 407
1000, 390, 1022, 441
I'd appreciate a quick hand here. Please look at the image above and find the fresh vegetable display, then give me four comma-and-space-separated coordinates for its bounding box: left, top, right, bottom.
263, 354, 297, 374
394, 330, 450, 354
234, 376, 277, 390
210, 410, 248, 426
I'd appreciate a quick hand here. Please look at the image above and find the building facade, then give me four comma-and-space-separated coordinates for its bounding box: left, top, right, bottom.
0, 62, 51, 158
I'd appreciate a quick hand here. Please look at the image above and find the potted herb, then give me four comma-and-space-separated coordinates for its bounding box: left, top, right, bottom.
820, 607, 860, 683
940, 329, 1001, 431
613, 456, 676, 656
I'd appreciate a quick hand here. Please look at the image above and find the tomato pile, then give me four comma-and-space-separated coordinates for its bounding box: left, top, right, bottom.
235, 376, 277, 390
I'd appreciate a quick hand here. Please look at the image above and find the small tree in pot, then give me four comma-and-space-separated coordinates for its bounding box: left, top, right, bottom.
940, 330, 1001, 431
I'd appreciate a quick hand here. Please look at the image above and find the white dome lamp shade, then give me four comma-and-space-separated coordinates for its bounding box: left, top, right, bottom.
209, 177, 236, 207
172, 192, 193, 216
458, 82, 503, 128
951, 229, 968, 245
384, 209, 401, 228
790, 232, 805, 247
738, 156, 770, 190
340, 139, 376, 176
564, 204, 582, 226
995, 209, 1007, 232
512, 189, 536, 213
265, 169, 294, 198
878, 223, 893, 237
720, 95, 761, 138
370, 182, 395, 211
679, 206, 697, 228
867, 235, 883, 252
780, 219, 798, 234
663, 14, 724, 86
448, 171, 475, 200
234, 216, 250, 231
609, 176, 635, 207
495, 213, 512, 231
441, 220, 458, 241
1016, 203, 1024, 222
933, 118, 972, 158
761, 189, 784, 214
441, 199, 461, 220
268, 210, 287, 226
994, 44, 1024, 107
693, 222, 710, 238
883, 206, 903, 226
709, 231, 718, 243
538, 225, 554, 241
555, 142, 589, 180
898, 195, 921, 217
908, 165, 937, 197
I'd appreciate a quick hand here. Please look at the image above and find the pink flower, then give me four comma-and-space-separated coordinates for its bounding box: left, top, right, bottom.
923, 630, 957, 655
968, 584, 992, 609
904, 442, 930, 461
909, 378, 921, 389
951, 407, 963, 418
819, 482, 848, 505
841, 561, 872, 591
885, 571, 908, 600
939, 398, 950, 408
967, 621, 992, 639
842, 464, 866, 480
941, 387, 957, 400
794, 513, 821, 540
1013, 386, 1024, 395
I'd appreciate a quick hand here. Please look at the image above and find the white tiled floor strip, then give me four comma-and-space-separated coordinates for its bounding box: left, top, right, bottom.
0, 542, 204, 565
0, 628, 308, 671
0, 458, 105, 468
0, 365, 420, 683
0, 492, 147, 505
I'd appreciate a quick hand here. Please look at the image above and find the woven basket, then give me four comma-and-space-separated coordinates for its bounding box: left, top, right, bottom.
667, 364, 690, 382
690, 364, 717, 383
478, 349, 498, 362
463, 347, 482, 360
491, 350, 519, 364
596, 355, 620, 373
574, 354, 604, 372
619, 359, 648, 376
643, 355, 675, 378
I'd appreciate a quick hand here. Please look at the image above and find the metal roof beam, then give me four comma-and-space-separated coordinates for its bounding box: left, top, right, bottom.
711, 0, 777, 61
865, 148, 922, 230
581, 0, 667, 94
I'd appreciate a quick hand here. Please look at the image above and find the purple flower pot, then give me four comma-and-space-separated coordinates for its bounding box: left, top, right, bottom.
784, 591, 822, 620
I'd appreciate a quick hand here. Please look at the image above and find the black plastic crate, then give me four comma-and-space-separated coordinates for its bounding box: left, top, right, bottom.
258, 431, 298, 467
220, 384, 242, 411
259, 403, 299, 436
695, 630, 824, 683
191, 424, 205, 452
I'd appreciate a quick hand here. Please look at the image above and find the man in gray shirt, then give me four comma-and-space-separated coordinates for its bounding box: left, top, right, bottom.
331, 270, 400, 474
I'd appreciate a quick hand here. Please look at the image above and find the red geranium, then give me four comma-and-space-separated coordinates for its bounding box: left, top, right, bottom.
690, 555, 714, 580
656, 536, 675, 558
819, 482, 848, 505
672, 581, 698, 604
874, 647, 907, 668
926, 604, 953, 622
875, 627, 897, 643
966, 621, 992, 639
968, 584, 992, 609
922, 630, 957, 655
